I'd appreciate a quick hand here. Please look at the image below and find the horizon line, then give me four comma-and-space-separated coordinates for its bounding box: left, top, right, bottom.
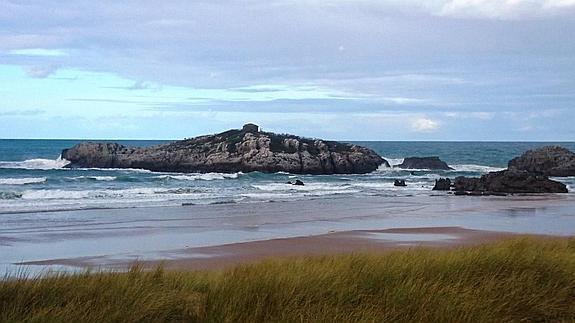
1, 138, 574, 143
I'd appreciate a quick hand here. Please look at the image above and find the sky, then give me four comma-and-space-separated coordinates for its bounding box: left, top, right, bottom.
1, 0, 574, 140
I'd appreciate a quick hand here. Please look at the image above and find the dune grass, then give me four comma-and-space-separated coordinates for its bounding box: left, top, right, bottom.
1, 237, 575, 322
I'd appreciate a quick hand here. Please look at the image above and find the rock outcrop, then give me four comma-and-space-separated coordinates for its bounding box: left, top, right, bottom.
432, 178, 452, 191
396, 157, 453, 170
62, 125, 388, 174
394, 179, 407, 187
453, 169, 567, 195
287, 180, 305, 186
508, 146, 575, 177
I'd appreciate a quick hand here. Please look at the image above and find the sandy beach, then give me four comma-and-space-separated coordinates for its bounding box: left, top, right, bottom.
20, 226, 528, 271
2, 194, 575, 274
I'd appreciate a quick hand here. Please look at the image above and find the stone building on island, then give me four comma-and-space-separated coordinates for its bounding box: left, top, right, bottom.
242, 123, 259, 133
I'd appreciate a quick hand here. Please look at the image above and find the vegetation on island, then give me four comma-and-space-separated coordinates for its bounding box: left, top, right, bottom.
1, 237, 575, 322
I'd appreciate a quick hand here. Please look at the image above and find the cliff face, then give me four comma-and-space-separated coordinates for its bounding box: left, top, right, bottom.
62, 127, 388, 174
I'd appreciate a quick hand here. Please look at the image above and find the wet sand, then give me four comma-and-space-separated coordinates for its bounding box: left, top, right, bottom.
2, 194, 575, 274
20, 226, 527, 271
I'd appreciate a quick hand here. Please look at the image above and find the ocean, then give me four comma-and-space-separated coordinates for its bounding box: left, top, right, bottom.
1, 140, 574, 214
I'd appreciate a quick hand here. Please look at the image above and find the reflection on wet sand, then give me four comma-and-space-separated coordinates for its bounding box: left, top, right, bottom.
1, 194, 574, 275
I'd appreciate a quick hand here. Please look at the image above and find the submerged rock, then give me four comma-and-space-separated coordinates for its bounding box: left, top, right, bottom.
432, 178, 452, 191
394, 179, 407, 187
396, 157, 453, 170
508, 146, 575, 177
62, 125, 388, 175
453, 169, 567, 194
287, 180, 305, 186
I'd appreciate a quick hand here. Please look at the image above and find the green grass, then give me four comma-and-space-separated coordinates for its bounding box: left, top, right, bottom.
2, 237, 575, 322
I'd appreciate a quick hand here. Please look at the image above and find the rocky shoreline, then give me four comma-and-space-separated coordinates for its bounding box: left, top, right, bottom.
433, 146, 573, 195
61, 127, 573, 195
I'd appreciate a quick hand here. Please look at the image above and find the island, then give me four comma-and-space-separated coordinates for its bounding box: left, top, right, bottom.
62, 124, 388, 174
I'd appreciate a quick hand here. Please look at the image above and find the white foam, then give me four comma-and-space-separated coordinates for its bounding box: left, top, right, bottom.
20, 187, 211, 200
450, 164, 505, 173
155, 172, 240, 181
0, 156, 69, 170
76, 168, 154, 173
241, 192, 295, 200
382, 157, 404, 167
351, 182, 393, 189
242, 188, 359, 200
304, 189, 360, 196
252, 182, 350, 192
22, 189, 92, 200
373, 163, 405, 173
70, 176, 117, 181
552, 177, 575, 193
0, 177, 47, 185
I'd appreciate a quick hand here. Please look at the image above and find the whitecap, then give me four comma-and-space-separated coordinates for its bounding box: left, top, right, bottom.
450, 164, 505, 173
0, 177, 47, 185
382, 157, 404, 167
241, 192, 296, 200
351, 182, 393, 189
155, 172, 240, 181
75, 167, 154, 173
19, 187, 208, 200
22, 189, 92, 200
0, 191, 22, 199
0, 156, 69, 170
373, 163, 408, 173
69, 176, 117, 181
252, 182, 351, 192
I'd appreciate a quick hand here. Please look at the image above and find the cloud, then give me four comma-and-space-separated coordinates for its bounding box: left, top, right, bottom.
444, 111, 495, 120
67, 98, 152, 104
105, 81, 162, 91
436, 0, 575, 19
0, 109, 45, 117
410, 117, 439, 132
346, 0, 575, 19
8, 48, 68, 57
232, 86, 285, 93
381, 97, 428, 105
25, 65, 59, 78
544, 0, 575, 8
0, 1, 574, 140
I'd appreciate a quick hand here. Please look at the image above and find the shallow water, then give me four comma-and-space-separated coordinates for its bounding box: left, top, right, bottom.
1, 194, 575, 275
1, 140, 574, 214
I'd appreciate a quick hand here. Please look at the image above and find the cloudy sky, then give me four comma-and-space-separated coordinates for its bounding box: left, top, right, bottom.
1, 0, 574, 140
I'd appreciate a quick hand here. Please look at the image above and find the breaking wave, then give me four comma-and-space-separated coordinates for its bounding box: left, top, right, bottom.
0, 177, 47, 185
0, 191, 22, 200
155, 173, 241, 181
382, 157, 404, 167
0, 156, 69, 170
69, 176, 117, 181
19, 187, 210, 200
450, 165, 506, 173
378, 156, 504, 174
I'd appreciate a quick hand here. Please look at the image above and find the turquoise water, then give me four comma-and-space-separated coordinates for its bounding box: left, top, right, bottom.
1, 140, 574, 214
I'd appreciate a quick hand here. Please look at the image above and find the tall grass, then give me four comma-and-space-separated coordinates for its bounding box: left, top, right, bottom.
1, 237, 575, 322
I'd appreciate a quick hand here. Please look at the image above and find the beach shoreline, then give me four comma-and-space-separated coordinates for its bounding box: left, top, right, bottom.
18, 226, 542, 271
3, 193, 575, 274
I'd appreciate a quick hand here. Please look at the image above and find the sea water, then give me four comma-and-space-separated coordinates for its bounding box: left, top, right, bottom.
1, 140, 574, 214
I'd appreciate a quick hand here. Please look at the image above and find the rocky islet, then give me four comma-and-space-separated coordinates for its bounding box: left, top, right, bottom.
62, 124, 387, 175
